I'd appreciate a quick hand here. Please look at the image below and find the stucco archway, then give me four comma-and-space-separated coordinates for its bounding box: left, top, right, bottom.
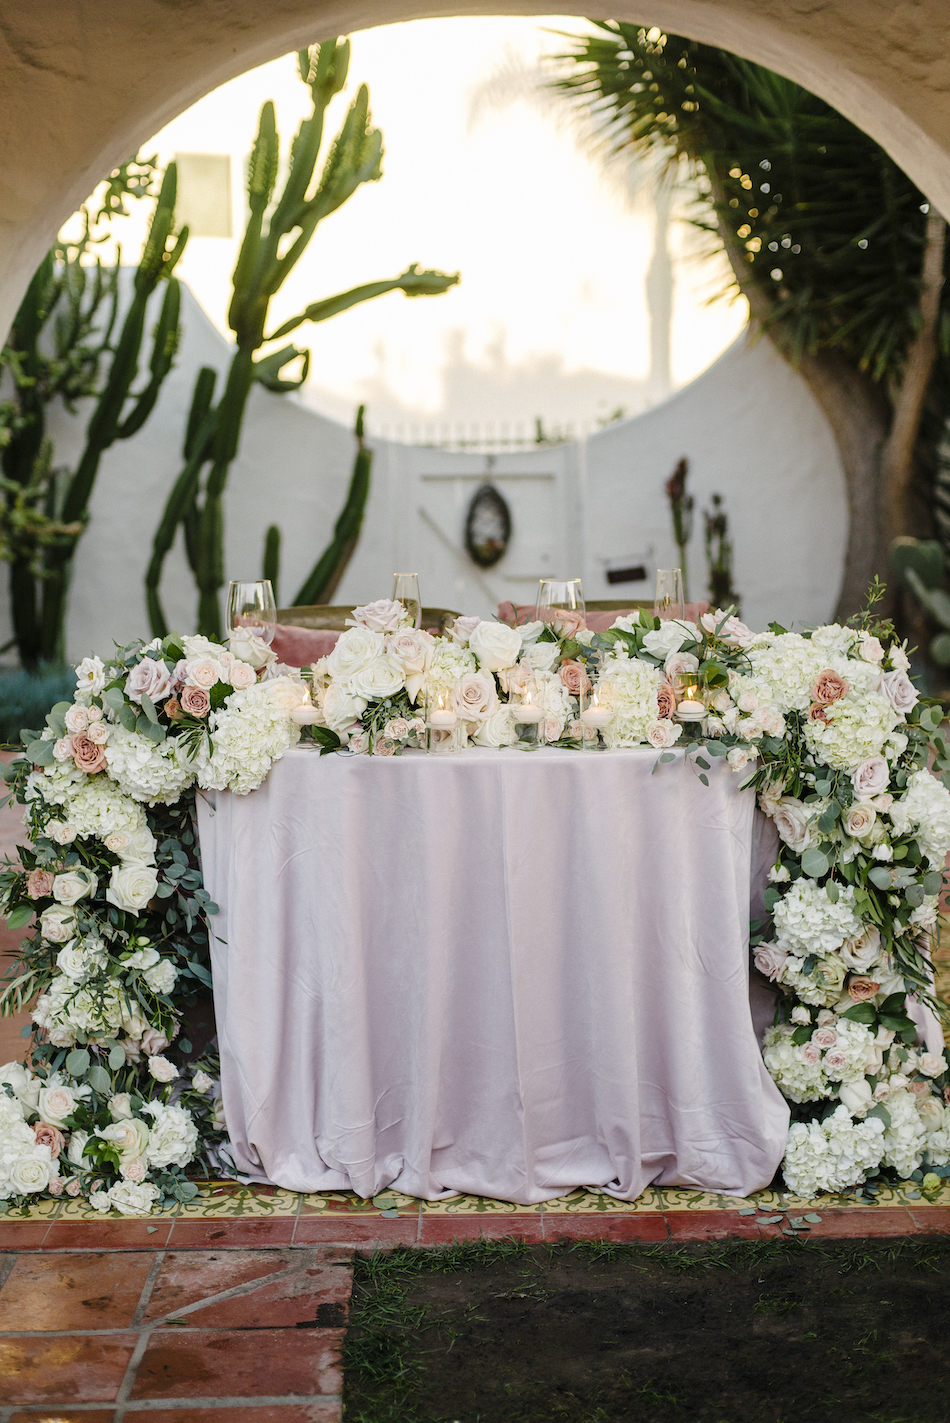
3, 1, 950, 342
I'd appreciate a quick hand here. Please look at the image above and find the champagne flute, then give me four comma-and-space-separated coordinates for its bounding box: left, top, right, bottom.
392, 573, 421, 629
535, 578, 585, 628
653, 569, 685, 622
227, 580, 277, 645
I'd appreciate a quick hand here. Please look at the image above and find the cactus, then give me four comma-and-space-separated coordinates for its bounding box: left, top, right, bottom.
147, 39, 458, 640
0, 160, 185, 665
262, 524, 281, 603
889, 537, 950, 664
294, 404, 372, 606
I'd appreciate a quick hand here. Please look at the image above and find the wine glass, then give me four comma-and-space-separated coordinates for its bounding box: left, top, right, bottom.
227, 580, 277, 645
392, 573, 421, 629
654, 569, 685, 622
535, 578, 585, 628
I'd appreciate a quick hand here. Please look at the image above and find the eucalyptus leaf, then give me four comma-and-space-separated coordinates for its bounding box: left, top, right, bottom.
102, 687, 126, 710
65, 1048, 90, 1077
825, 881, 839, 903
108, 1045, 126, 1070
800, 847, 829, 879
904, 883, 926, 908
923, 870, 944, 895
4, 903, 33, 930
25, 739, 55, 765
87, 1064, 112, 1094
868, 866, 895, 890
117, 703, 137, 732
140, 691, 159, 724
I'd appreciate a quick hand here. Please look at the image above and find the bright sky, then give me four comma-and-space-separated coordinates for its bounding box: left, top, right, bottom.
90, 17, 747, 428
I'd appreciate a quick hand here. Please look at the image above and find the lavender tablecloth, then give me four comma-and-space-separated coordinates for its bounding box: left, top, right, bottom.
197, 745, 790, 1203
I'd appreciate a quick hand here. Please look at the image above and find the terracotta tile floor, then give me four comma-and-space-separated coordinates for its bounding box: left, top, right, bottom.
0, 1246, 350, 1420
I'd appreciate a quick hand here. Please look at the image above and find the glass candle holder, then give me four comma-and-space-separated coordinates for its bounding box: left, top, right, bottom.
426, 692, 460, 755
509, 677, 543, 751
578, 682, 613, 750
674, 678, 707, 730
653, 569, 685, 622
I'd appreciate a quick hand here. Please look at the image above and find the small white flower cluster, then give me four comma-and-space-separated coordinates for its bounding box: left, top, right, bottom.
772, 880, 863, 958
106, 726, 195, 806
598, 655, 667, 750
782, 1105, 886, 1196
199, 677, 303, 795
762, 1018, 878, 1103
889, 768, 950, 868
0, 1089, 61, 1199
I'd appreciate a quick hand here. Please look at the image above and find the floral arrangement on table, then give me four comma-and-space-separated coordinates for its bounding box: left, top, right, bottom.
0, 589, 948, 1211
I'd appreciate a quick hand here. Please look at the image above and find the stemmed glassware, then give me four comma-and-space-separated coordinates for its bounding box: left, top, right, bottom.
653, 569, 685, 622
392, 573, 422, 629
536, 578, 585, 627
227, 580, 277, 645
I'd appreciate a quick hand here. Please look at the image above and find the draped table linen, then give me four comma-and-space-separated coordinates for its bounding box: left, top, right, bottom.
197, 745, 789, 1203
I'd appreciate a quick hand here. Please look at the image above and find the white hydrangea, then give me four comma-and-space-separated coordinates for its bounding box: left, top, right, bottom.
746, 633, 840, 713
922, 1102, 950, 1168
778, 954, 847, 1007
763, 1025, 829, 1102
888, 769, 950, 868
802, 690, 898, 770
782, 1105, 885, 1195
773, 880, 862, 957
31, 766, 148, 842
106, 727, 194, 806
103, 1179, 161, 1215
425, 639, 477, 702
881, 1087, 927, 1178
199, 678, 302, 796
600, 656, 661, 748
143, 960, 178, 995
141, 1100, 199, 1168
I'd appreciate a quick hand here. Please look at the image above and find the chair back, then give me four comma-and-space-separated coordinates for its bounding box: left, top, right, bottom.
276, 605, 462, 635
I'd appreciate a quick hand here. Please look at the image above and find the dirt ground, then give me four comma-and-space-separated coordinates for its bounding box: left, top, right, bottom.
343, 1237, 950, 1423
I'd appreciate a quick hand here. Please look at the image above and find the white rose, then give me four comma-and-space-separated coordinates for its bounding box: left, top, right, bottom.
388, 629, 434, 701
47, 821, 76, 845
56, 942, 91, 981
143, 960, 178, 995
919, 1053, 946, 1078
53, 736, 72, 760
347, 654, 406, 701
322, 683, 368, 733
525, 641, 560, 674
40, 905, 77, 944
52, 868, 97, 905
66, 1129, 90, 1165
917, 1096, 945, 1132
110, 1093, 133, 1120
889, 644, 910, 673
106, 1180, 160, 1216
772, 797, 812, 853
147, 1055, 179, 1083
472, 706, 518, 748
191, 1070, 214, 1094
449, 615, 481, 644
727, 747, 754, 771
86, 721, 110, 745
9, 1151, 53, 1195
468, 620, 523, 672
228, 628, 276, 669
646, 718, 681, 750
106, 865, 159, 913
860, 635, 885, 664
125, 944, 160, 970
119, 827, 157, 866
852, 756, 889, 799
791, 1005, 811, 1025
642, 621, 698, 658
120, 1158, 148, 1182
838, 1078, 873, 1115
98, 1117, 150, 1160
326, 627, 385, 681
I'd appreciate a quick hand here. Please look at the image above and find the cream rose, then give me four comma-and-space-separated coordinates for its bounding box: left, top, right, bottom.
98, 1117, 150, 1160
646, 719, 681, 749
347, 654, 406, 701
472, 706, 518, 748
838, 1078, 873, 1115
326, 627, 385, 681
147, 1055, 179, 1083
322, 683, 367, 733
919, 1052, 946, 1078
40, 905, 77, 944
918, 1097, 945, 1132
451, 671, 498, 721
753, 943, 788, 981
228, 659, 256, 690
844, 803, 877, 839
468, 621, 523, 672
772, 797, 812, 853
449, 615, 481, 644
9, 1153, 53, 1195
37, 1084, 81, 1126
106, 865, 159, 913
125, 657, 175, 705
840, 925, 883, 972
350, 598, 406, 632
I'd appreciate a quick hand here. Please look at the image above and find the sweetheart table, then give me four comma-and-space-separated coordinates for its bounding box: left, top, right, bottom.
196, 745, 790, 1203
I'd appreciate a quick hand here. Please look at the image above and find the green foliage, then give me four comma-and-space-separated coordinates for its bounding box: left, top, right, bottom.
262, 524, 281, 602
552, 24, 946, 382
148, 40, 459, 639
293, 403, 373, 606
890, 537, 950, 665
1, 158, 185, 667
704, 492, 740, 610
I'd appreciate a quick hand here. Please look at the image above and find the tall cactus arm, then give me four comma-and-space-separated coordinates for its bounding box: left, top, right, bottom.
252, 344, 310, 392
262, 523, 281, 602
293, 404, 372, 605
116, 276, 182, 438
267, 265, 460, 342
228, 103, 279, 340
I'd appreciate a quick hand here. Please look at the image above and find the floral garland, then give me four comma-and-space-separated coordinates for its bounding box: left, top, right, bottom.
0, 595, 948, 1212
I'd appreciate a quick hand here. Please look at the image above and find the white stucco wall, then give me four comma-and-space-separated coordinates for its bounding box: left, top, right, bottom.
0, 282, 847, 659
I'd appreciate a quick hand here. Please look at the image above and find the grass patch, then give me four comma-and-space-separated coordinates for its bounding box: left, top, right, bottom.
343, 1235, 950, 1423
